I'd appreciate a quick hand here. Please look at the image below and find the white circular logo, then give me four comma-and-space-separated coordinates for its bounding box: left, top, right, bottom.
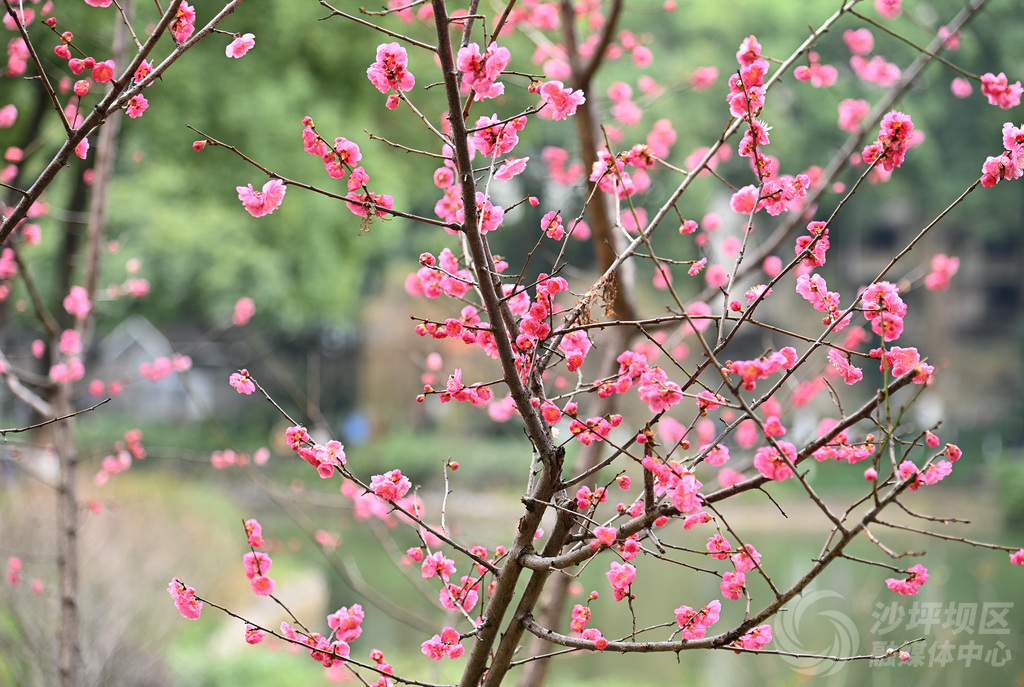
772, 589, 860, 676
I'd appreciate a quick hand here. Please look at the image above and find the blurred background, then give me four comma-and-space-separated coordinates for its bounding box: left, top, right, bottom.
1, 0, 1023, 685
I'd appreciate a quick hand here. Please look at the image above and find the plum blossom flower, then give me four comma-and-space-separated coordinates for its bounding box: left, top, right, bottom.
0, 105, 17, 128
440, 576, 480, 612
735, 624, 772, 650
541, 211, 564, 240
861, 281, 907, 341
328, 604, 364, 642
168, 578, 203, 619
674, 599, 721, 640
495, 156, 528, 181
133, 60, 154, 85
721, 571, 746, 600
237, 178, 286, 217
457, 42, 510, 100
226, 33, 255, 58
367, 43, 415, 94
244, 625, 266, 645
862, 110, 915, 172
421, 552, 456, 581
886, 564, 929, 595
230, 369, 256, 395
571, 604, 591, 632
875, 0, 902, 18
924, 254, 959, 291
539, 81, 585, 120
63, 285, 91, 319
753, 441, 797, 481
606, 561, 636, 601
126, 95, 148, 118
688, 66, 718, 90
7, 557, 21, 585
370, 469, 412, 502
170, 2, 196, 43
244, 518, 264, 547
843, 29, 874, 55
233, 297, 256, 325
422, 626, 464, 660
828, 349, 863, 385
981, 72, 1023, 109
91, 60, 115, 84
951, 77, 972, 98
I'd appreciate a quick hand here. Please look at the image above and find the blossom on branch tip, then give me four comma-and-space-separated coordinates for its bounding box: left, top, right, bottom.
168, 578, 203, 619
328, 604, 364, 642
229, 369, 255, 395
457, 42, 510, 101
367, 43, 415, 95
862, 110, 915, 173
226, 33, 255, 58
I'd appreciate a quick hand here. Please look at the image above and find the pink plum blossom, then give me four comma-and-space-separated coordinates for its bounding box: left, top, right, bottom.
237, 178, 286, 217
421, 626, 464, 660
721, 571, 746, 600
233, 297, 256, 325
126, 94, 148, 118
63, 285, 91, 319
606, 561, 636, 601
170, 2, 196, 43
370, 469, 412, 502
539, 81, 585, 120
886, 564, 929, 595
367, 42, 415, 94
226, 33, 255, 58
168, 578, 203, 619
875, 0, 902, 18
230, 369, 256, 395
457, 42, 510, 100
980, 73, 1022, 109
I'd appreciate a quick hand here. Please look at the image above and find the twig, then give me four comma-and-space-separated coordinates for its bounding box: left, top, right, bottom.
1, 398, 111, 439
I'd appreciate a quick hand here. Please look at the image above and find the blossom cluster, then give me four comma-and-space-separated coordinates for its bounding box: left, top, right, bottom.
980, 122, 1024, 187
674, 600, 722, 640
727, 347, 798, 391
284, 424, 347, 479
